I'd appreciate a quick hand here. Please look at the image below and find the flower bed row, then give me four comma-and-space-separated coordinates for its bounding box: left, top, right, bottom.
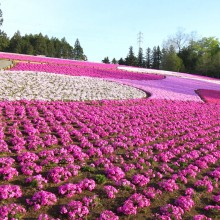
0, 99, 219, 219
0, 71, 146, 101
10, 62, 165, 81
0, 52, 118, 69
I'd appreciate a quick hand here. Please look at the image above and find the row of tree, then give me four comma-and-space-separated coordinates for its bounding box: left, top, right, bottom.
0, 30, 87, 60
103, 31, 220, 79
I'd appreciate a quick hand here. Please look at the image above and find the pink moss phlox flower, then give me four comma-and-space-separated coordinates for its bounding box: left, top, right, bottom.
117, 199, 137, 215
79, 178, 96, 191
104, 185, 119, 199
194, 176, 214, 192
66, 164, 81, 176
97, 210, 119, 220
194, 160, 209, 169
60, 200, 89, 219
82, 195, 98, 207
143, 187, 162, 199
129, 193, 151, 208
0, 203, 26, 219
0, 157, 15, 167
204, 205, 220, 211
100, 145, 114, 155
158, 179, 179, 192
38, 213, 60, 220
43, 134, 58, 146
0, 166, 18, 180
26, 190, 57, 211
116, 178, 136, 190
213, 193, 220, 204
208, 167, 220, 179
123, 163, 136, 172
47, 166, 72, 183
132, 174, 150, 186
174, 196, 195, 211
185, 188, 195, 197
26, 174, 48, 189
95, 158, 113, 169
159, 204, 184, 220
21, 162, 42, 176
193, 214, 212, 220
0, 184, 22, 199
17, 152, 39, 163
58, 183, 82, 198
106, 166, 125, 181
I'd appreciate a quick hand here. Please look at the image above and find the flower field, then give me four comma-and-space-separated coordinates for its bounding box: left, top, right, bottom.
0, 52, 219, 219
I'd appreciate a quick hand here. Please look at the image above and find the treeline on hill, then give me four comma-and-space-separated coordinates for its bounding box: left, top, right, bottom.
0, 30, 87, 60
103, 31, 220, 79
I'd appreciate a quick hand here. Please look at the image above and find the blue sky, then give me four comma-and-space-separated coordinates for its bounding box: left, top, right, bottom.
1, 0, 220, 62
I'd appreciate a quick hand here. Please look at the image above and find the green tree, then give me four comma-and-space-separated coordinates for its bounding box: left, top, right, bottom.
145, 47, 151, 68
60, 37, 74, 59
53, 38, 62, 58
151, 46, 158, 69
102, 56, 110, 64
46, 38, 56, 57
137, 47, 144, 67
0, 31, 9, 51
111, 58, 117, 64
73, 38, 87, 60
125, 46, 137, 66
9, 31, 23, 53
161, 45, 183, 72
193, 37, 220, 77
211, 51, 220, 78
156, 46, 162, 69
33, 33, 47, 55
118, 58, 125, 65
178, 45, 198, 73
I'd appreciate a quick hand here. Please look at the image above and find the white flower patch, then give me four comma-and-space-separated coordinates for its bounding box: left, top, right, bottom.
0, 71, 146, 101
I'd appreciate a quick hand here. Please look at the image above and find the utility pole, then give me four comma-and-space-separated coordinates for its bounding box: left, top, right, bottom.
137, 32, 143, 48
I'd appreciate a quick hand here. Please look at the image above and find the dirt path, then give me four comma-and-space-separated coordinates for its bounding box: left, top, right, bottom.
0, 60, 12, 69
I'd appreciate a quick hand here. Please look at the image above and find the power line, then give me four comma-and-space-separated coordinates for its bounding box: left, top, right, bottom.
137, 32, 143, 48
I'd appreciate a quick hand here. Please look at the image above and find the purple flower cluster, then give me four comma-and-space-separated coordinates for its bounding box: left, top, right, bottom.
79, 178, 96, 191
26, 190, 57, 210
47, 165, 80, 183
117, 193, 150, 215
194, 176, 214, 192
158, 179, 179, 192
60, 200, 89, 219
26, 174, 48, 189
97, 210, 119, 220
0, 184, 22, 199
174, 196, 195, 211
21, 162, 42, 176
0, 203, 26, 219
58, 183, 82, 198
106, 166, 125, 181
156, 204, 184, 220
143, 187, 162, 199
132, 174, 150, 186
38, 214, 60, 220
104, 185, 119, 199
0, 166, 18, 180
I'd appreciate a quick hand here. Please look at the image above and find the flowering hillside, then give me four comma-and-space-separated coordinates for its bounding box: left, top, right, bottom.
0, 52, 219, 219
